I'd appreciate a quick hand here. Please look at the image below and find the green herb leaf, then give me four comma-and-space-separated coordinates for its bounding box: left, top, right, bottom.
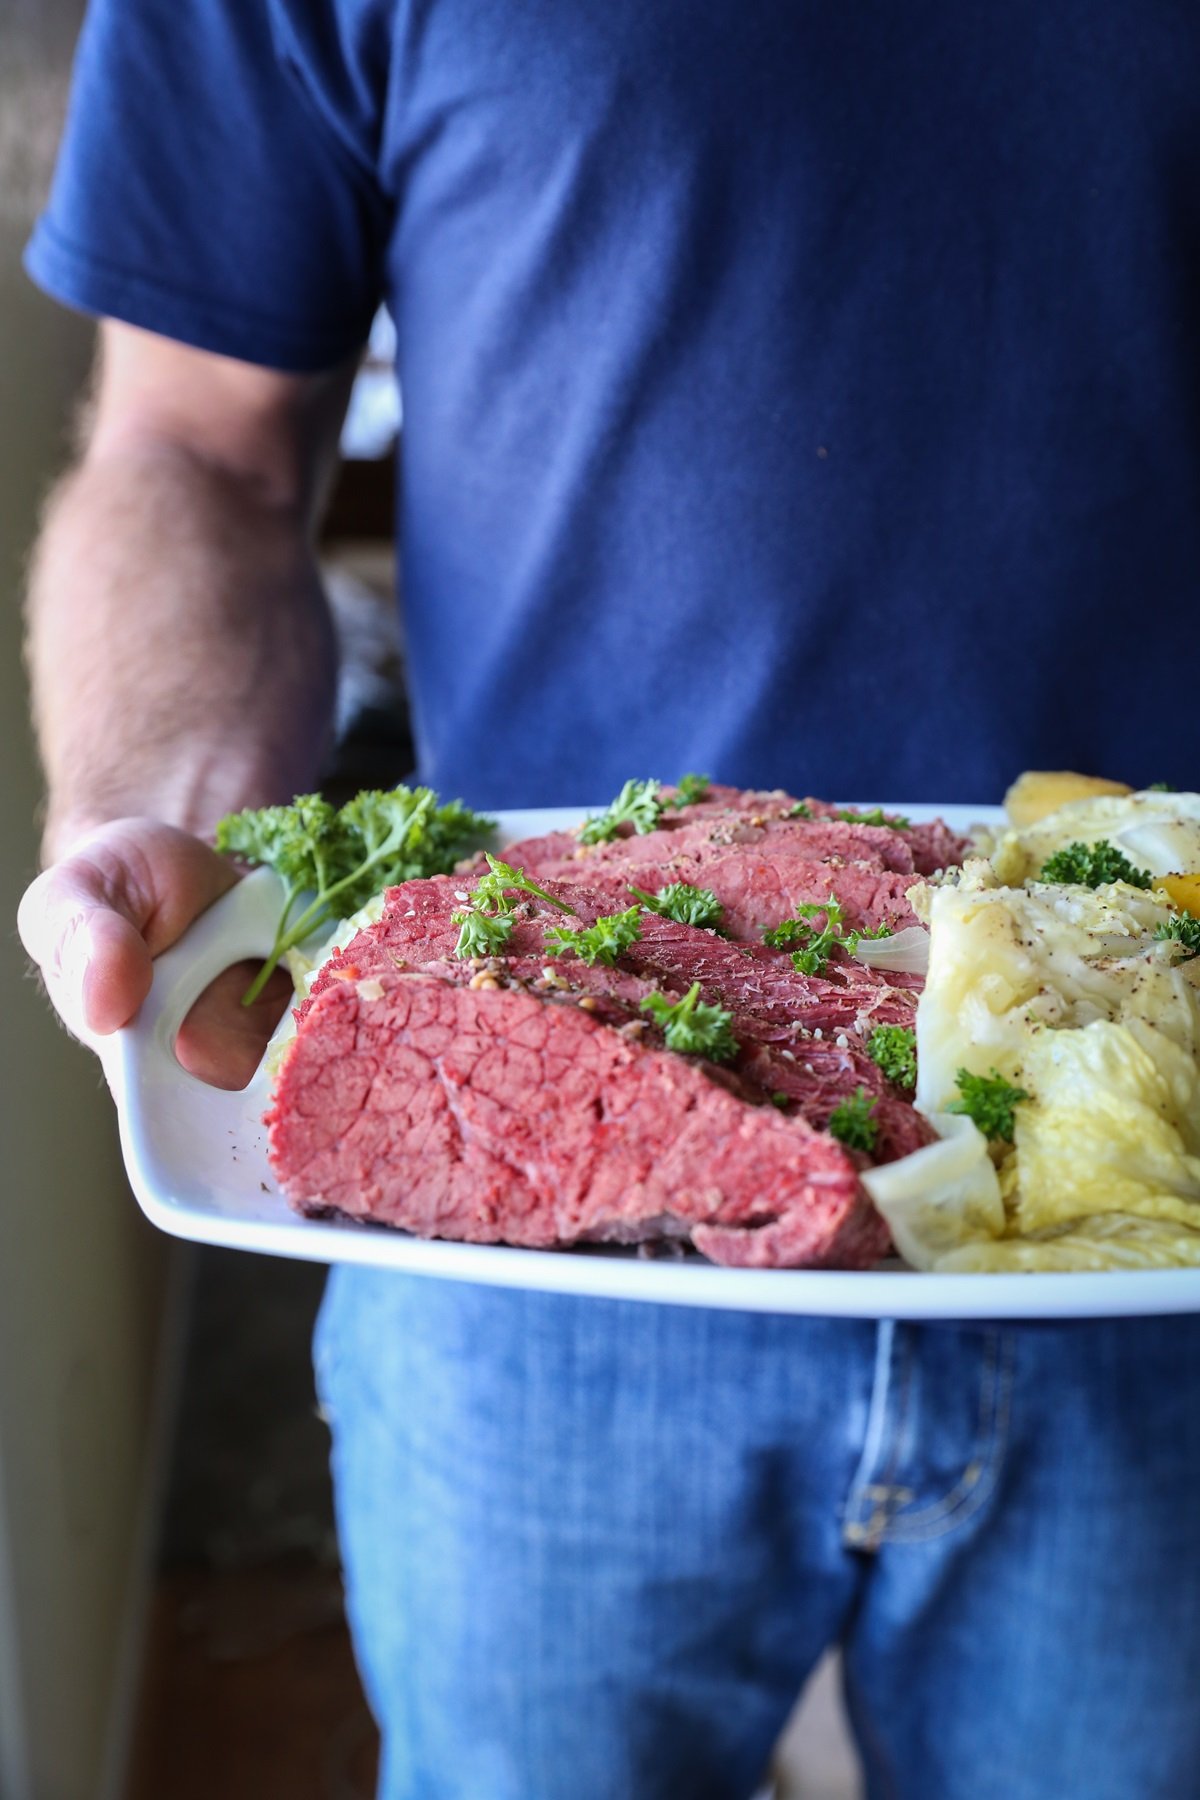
770, 1091, 791, 1110
787, 801, 813, 820
629, 882, 724, 929
668, 773, 712, 808
470, 854, 573, 915
866, 1024, 917, 1089
216, 785, 493, 1004
762, 898, 845, 949
639, 982, 739, 1062
1146, 782, 1173, 792
762, 897, 854, 976
452, 910, 515, 959
946, 1067, 1029, 1141
1038, 840, 1153, 889
1155, 914, 1200, 961
579, 779, 664, 844
828, 1087, 879, 1153
544, 906, 643, 967
833, 806, 911, 831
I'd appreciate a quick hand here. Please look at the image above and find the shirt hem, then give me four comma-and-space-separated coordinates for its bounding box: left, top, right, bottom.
24, 218, 373, 374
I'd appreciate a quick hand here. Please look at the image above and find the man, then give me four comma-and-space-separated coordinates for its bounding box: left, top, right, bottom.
18, 3, 1200, 1796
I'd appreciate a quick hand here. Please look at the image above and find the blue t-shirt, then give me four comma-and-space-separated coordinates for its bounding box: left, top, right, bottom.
27, 1, 1200, 808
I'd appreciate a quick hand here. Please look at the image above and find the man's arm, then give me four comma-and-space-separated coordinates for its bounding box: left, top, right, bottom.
18, 320, 359, 1070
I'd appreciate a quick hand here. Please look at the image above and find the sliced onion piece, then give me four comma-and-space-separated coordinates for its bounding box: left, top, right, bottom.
851, 924, 930, 975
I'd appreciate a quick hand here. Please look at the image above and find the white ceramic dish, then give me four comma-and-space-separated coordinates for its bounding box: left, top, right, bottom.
108, 804, 1200, 1318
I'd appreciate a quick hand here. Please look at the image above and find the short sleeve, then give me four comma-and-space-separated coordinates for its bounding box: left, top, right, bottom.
25, 0, 389, 372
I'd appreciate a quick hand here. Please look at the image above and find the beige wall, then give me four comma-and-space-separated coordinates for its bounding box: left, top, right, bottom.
0, 9, 172, 1798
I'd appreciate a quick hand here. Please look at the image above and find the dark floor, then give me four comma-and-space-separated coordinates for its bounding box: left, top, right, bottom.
126, 1247, 380, 1800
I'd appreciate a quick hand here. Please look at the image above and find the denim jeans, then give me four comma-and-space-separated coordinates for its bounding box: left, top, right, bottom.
315, 1268, 1200, 1800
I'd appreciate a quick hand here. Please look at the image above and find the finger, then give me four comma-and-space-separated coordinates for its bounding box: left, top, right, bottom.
17, 821, 238, 1039
175, 961, 294, 1090
17, 863, 148, 1039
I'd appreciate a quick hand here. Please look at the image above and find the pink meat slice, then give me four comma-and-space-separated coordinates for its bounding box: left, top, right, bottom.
501, 799, 970, 884
267, 975, 889, 1269
294, 876, 932, 1171
491, 848, 920, 941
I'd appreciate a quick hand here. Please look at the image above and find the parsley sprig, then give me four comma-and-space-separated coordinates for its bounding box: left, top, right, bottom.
1155, 914, 1200, 961
828, 1088, 879, 1153
667, 773, 712, 808
639, 983, 739, 1062
762, 898, 865, 975
216, 786, 493, 1004
947, 1068, 1029, 1142
629, 882, 725, 930
451, 911, 515, 958
1039, 840, 1152, 889
544, 906, 643, 967
834, 806, 911, 831
866, 1024, 917, 1089
579, 779, 664, 845
451, 854, 573, 959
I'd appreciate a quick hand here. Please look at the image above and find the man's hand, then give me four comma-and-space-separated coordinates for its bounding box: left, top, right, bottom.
18, 820, 291, 1089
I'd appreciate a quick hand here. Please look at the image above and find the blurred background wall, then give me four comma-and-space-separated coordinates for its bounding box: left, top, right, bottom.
0, 5, 176, 1797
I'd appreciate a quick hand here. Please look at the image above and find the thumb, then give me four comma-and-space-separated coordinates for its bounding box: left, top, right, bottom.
17, 820, 238, 1041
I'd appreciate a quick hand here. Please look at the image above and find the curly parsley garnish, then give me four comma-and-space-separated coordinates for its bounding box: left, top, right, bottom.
450, 854, 573, 959
639, 983, 739, 1062
668, 773, 712, 808
469, 855, 571, 915
827, 1087, 879, 1153
216, 786, 493, 1003
451, 910, 515, 959
629, 882, 725, 930
866, 1024, 917, 1089
1039, 840, 1152, 889
833, 806, 911, 831
762, 898, 861, 975
544, 906, 643, 967
1155, 914, 1200, 961
579, 779, 665, 845
947, 1067, 1029, 1142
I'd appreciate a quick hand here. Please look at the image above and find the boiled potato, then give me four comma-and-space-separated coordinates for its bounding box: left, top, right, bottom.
1004, 769, 1131, 827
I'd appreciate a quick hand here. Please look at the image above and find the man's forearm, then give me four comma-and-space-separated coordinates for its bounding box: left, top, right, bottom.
28, 436, 338, 861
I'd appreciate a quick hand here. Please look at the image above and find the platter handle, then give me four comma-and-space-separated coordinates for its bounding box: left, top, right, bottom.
107, 867, 286, 1107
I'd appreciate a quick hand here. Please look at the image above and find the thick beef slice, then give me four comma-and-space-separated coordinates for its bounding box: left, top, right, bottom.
294, 875, 928, 1173
503, 797, 968, 883
267, 975, 887, 1269
505, 813, 916, 877
521, 853, 920, 941
301, 876, 917, 1043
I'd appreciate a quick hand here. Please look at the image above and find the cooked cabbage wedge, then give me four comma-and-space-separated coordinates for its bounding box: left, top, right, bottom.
881, 788, 1200, 1271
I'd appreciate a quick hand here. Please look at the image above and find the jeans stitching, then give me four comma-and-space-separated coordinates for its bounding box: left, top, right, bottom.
879, 1330, 997, 1531
841, 1322, 916, 1551
883, 1331, 1015, 1544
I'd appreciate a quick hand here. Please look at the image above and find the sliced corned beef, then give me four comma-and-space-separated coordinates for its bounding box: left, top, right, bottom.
268, 788, 963, 1268
267, 975, 889, 1269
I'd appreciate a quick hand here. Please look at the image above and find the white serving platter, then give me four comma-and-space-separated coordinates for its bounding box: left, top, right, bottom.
108, 804, 1200, 1319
